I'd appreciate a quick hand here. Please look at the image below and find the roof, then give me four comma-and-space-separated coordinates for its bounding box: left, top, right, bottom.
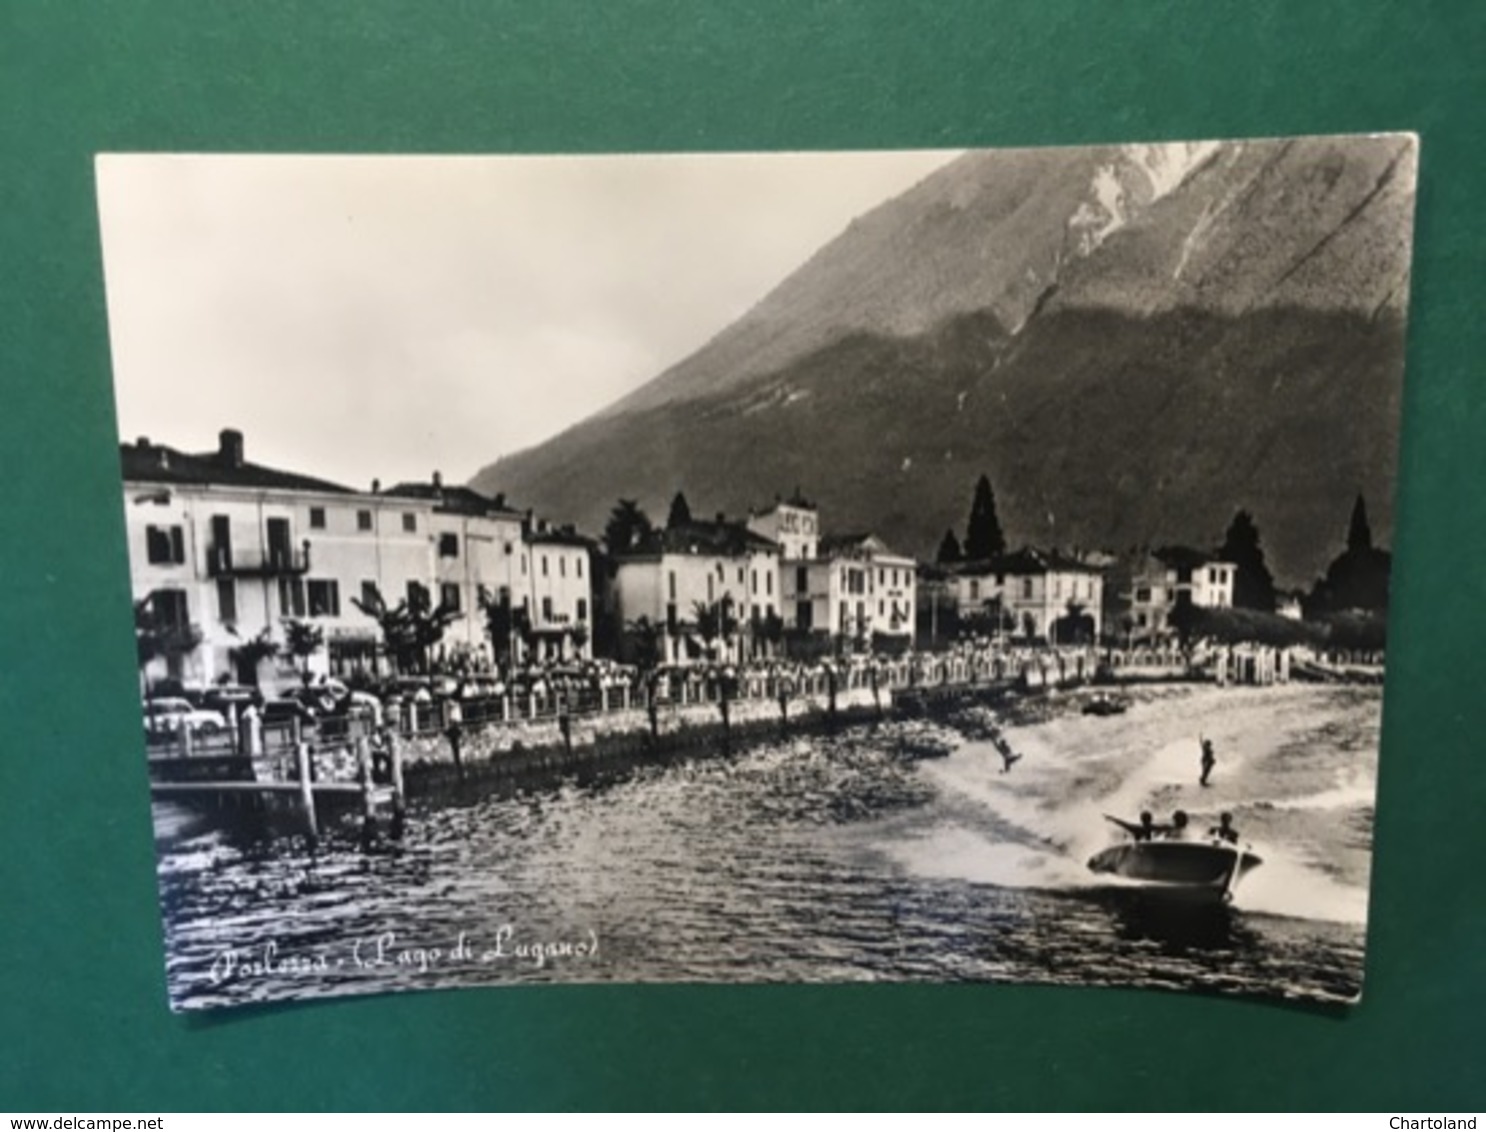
951, 547, 1105, 577
1153, 545, 1227, 571
120, 439, 354, 495
622, 519, 779, 560
818, 532, 912, 561
381, 480, 524, 519
526, 526, 599, 549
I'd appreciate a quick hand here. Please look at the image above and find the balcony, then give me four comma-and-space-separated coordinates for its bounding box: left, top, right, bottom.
206, 542, 311, 578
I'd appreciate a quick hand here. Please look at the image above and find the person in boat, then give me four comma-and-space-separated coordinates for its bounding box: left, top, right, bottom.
1208, 811, 1239, 844
1108, 811, 1157, 842
1165, 810, 1191, 841
1199, 738, 1217, 786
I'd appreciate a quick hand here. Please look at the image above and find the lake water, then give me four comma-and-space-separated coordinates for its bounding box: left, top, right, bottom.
156, 682, 1380, 1010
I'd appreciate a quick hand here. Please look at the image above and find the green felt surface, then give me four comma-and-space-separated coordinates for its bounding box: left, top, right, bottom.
1, 0, 1483, 1112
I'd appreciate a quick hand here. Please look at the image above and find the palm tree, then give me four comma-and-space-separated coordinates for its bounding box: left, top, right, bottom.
692, 596, 739, 661
354, 583, 463, 674
281, 618, 325, 677
227, 627, 277, 687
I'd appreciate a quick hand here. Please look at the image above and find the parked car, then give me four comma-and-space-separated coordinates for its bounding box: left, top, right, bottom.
260, 698, 319, 731
201, 684, 259, 716
143, 697, 227, 736
147, 679, 213, 707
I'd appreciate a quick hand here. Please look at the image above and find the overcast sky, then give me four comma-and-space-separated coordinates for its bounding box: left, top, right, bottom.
96, 150, 958, 490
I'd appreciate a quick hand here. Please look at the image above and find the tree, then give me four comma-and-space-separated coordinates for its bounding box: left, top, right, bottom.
1167, 593, 1201, 647
1309, 494, 1391, 614
963, 594, 1004, 638
1053, 600, 1096, 645
936, 529, 963, 565
758, 609, 785, 657
281, 619, 324, 677
353, 583, 463, 675
227, 627, 277, 686
1219, 510, 1277, 612
135, 593, 201, 697
625, 616, 665, 671
666, 491, 693, 529
569, 622, 590, 652
691, 597, 739, 658
480, 589, 531, 666
963, 474, 1006, 561
1347, 493, 1373, 553
604, 498, 653, 556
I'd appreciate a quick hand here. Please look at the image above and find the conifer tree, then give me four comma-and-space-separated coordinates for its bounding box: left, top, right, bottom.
667, 491, 693, 529
1219, 510, 1277, 612
963, 474, 1006, 561
937, 529, 963, 565
1347, 494, 1373, 552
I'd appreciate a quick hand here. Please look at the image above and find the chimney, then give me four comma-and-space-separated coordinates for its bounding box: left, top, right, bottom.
716, 512, 726, 525
219, 428, 245, 468
432, 471, 442, 489
136, 436, 150, 450
372, 478, 381, 493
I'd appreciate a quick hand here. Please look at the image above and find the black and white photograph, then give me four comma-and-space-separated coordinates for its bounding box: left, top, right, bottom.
96, 135, 1417, 1012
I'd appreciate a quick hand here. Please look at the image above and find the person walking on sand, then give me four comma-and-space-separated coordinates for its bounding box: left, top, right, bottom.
1199, 736, 1217, 786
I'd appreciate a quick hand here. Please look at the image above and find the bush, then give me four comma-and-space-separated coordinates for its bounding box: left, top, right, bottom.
1186, 606, 1327, 649
1321, 610, 1387, 651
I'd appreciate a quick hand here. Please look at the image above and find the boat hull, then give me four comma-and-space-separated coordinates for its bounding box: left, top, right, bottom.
1087, 840, 1262, 900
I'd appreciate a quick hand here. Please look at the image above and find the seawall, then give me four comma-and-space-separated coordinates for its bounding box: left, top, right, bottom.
400, 684, 903, 792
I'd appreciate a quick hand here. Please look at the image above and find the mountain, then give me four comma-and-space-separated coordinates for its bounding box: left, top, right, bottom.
472, 135, 1417, 587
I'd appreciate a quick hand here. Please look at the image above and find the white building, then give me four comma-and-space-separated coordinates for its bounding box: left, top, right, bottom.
948, 548, 1105, 643
607, 515, 781, 665
782, 533, 916, 648
122, 430, 593, 689
524, 523, 597, 663
1117, 546, 1237, 640
746, 493, 820, 560
749, 499, 917, 652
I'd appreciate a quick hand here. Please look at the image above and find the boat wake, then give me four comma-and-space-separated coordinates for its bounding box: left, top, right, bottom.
869, 723, 1371, 926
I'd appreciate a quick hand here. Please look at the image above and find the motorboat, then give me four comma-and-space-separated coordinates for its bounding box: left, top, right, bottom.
1087, 835, 1262, 903
1082, 692, 1128, 716
897, 735, 956, 761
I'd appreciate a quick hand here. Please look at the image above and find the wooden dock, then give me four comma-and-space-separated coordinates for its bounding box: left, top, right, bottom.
147, 712, 405, 843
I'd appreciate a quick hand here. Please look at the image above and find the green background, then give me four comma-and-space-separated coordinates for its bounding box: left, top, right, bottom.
2, 0, 1483, 1111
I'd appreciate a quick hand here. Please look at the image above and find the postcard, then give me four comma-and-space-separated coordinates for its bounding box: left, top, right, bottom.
95, 134, 1417, 1010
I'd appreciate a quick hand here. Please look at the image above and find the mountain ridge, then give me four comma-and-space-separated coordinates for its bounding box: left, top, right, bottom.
472, 135, 1416, 589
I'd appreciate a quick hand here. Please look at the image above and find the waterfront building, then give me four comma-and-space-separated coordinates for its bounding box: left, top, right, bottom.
524, 521, 598, 663
948, 548, 1105, 643
745, 493, 820, 560
607, 514, 781, 665
748, 497, 917, 652
782, 533, 917, 649
122, 429, 592, 689
1109, 546, 1237, 640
